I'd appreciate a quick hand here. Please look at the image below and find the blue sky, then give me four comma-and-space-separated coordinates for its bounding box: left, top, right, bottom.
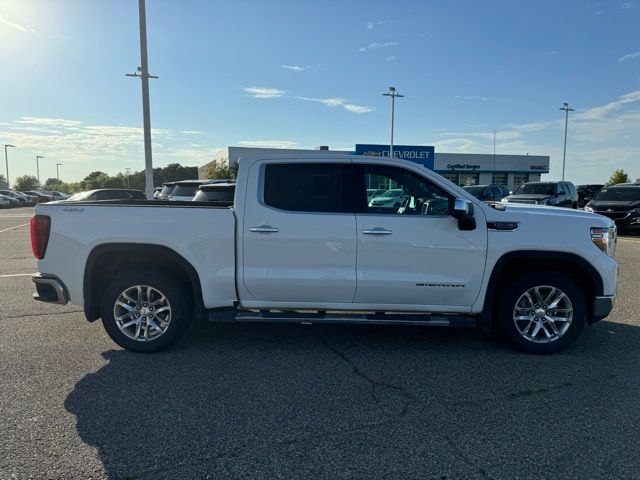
0, 0, 639, 185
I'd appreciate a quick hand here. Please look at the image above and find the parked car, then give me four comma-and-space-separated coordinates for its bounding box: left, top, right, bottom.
463, 184, 509, 203
24, 191, 53, 203
168, 179, 234, 201
366, 188, 386, 202
65, 189, 146, 202
0, 190, 27, 206
156, 182, 176, 200
38, 190, 69, 201
31, 154, 617, 355
368, 188, 409, 209
577, 184, 604, 208
502, 181, 578, 208
193, 182, 236, 205
153, 187, 162, 199
585, 185, 640, 234
15, 191, 39, 206
0, 194, 15, 208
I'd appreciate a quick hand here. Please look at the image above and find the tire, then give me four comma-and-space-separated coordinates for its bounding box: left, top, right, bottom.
497, 271, 586, 354
100, 270, 193, 353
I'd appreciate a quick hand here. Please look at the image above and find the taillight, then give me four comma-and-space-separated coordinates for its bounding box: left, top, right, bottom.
30, 215, 51, 259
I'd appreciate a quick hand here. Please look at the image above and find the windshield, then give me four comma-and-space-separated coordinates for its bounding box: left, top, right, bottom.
594, 187, 640, 202
171, 184, 200, 198
463, 186, 485, 196
71, 191, 94, 201
513, 183, 555, 195
193, 188, 235, 202
159, 184, 175, 197
381, 189, 403, 197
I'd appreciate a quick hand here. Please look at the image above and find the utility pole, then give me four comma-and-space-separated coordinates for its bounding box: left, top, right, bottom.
493, 130, 496, 173
126, 0, 158, 199
382, 86, 404, 160
4, 144, 15, 185
56, 163, 63, 182
125, 168, 131, 188
36, 155, 44, 184
559, 102, 575, 181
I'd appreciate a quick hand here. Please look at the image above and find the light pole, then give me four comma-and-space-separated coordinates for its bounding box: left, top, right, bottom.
4, 144, 15, 185
56, 163, 63, 182
36, 155, 44, 184
559, 102, 575, 181
382, 86, 404, 160
126, 0, 158, 199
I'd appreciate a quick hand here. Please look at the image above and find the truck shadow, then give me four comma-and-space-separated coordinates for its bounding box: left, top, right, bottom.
65, 319, 640, 479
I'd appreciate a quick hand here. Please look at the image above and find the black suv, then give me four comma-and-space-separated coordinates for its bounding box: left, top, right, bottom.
503, 181, 578, 208
577, 184, 604, 208
462, 184, 509, 202
585, 185, 640, 233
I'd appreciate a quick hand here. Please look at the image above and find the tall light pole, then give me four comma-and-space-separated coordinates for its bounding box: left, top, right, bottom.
126, 0, 158, 199
559, 102, 575, 181
36, 155, 44, 184
56, 163, 63, 182
4, 144, 15, 185
382, 86, 404, 160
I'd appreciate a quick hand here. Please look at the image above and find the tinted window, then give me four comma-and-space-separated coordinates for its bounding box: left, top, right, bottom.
171, 184, 201, 197
514, 183, 555, 195
193, 187, 235, 203
263, 163, 354, 213
594, 187, 640, 202
129, 191, 146, 199
463, 186, 486, 196
363, 165, 452, 215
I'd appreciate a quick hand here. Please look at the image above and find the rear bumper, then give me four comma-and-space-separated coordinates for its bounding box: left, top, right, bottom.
592, 295, 615, 323
32, 273, 69, 305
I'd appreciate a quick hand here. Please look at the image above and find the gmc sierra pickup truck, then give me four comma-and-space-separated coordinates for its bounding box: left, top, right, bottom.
31, 155, 618, 354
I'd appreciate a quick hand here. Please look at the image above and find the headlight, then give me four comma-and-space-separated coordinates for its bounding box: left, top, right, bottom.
584, 205, 594, 212
591, 226, 617, 257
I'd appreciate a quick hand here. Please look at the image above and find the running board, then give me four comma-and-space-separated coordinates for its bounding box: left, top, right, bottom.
208, 309, 477, 328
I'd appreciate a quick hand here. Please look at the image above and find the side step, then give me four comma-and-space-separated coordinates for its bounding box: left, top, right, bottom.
208, 309, 477, 328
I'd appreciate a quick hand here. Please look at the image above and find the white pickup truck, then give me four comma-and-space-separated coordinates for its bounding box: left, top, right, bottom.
31, 155, 618, 354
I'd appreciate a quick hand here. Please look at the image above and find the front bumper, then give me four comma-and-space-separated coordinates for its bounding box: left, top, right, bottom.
32, 273, 69, 305
592, 295, 615, 323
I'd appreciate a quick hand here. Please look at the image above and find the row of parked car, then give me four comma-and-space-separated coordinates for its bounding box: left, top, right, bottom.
0, 189, 68, 208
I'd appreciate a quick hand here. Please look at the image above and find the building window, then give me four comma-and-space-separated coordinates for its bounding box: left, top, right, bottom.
491, 174, 507, 186
441, 172, 459, 185
513, 174, 529, 188
459, 173, 479, 187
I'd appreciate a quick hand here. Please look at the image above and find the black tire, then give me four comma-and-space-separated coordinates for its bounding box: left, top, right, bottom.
100, 270, 193, 353
497, 271, 586, 354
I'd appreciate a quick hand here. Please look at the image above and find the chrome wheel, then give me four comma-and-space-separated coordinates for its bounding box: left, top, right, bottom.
113, 285, 172, 342
513, 285, 573, 343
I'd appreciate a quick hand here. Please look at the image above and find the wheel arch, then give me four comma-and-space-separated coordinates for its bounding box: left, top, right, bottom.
480, 250, 604, 331
83, 243, 204, 322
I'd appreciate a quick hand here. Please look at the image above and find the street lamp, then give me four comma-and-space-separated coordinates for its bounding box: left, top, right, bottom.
56, 163, 63, 182
382, 86, 404, 160
4, 144, 15, 185
126, 0, 159, 199
36, 155, 45, 184
559, 102, 575, 181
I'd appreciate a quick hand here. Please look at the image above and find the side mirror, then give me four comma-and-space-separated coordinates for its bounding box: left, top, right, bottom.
452, 198, 476, 231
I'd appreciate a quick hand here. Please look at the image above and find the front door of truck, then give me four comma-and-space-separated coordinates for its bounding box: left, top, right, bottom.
353, 163, 488, 309
241, 160, 358, 305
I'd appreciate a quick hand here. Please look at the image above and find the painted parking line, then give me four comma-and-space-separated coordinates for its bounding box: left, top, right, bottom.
0, 273, 35, 278
0, 223, 29, 234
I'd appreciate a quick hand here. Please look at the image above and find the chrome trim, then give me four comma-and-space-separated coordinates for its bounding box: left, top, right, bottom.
250, 226, 279, 233
32, 274, 69, 305
362, 228, 393, 235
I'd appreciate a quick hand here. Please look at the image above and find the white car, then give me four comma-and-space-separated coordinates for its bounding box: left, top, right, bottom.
368, 188, 409, 209
31, 154, 617, 354
168, 179, 234, 201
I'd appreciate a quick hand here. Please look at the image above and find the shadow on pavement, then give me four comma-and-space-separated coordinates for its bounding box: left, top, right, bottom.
65, 319, 640, 479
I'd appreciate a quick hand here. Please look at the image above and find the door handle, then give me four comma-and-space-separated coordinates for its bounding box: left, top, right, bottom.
250, 225, 279, 233
362, 228, 392, 235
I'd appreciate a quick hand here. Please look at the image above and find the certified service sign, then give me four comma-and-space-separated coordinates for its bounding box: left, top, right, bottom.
355, 144, 435, 170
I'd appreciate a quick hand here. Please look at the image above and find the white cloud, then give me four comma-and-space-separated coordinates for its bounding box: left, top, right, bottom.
181, 130, 204, 134
366, 20, 386, 29
548, 50, 558, 56
294, 97, 374, 113
619, 50, 640, 62
574, 90, 640, 120
454, 95, 490, 102
621, 1, 634, 8
243, 86, 286, 98
386, 56, 397, 62
281, 65, 311, 72
15, 117, 83, 127
0, 14, 29, 33
237, 140, 299, 149
359, 41, 399, 52
435, 131, 522, 141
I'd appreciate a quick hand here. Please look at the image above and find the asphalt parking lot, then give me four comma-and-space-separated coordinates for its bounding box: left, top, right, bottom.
1, 207, 640, 479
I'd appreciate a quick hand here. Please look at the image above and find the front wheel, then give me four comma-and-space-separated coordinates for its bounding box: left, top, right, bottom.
497, 272, 586, 354
100, 270, 193, 352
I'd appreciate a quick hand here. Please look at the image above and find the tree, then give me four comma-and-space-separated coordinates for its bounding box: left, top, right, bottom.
14, 175, 40, 191
606, 169, 631, 186
44, 177, 62, 189
206, 159, 234, 180
0, 173, 6, 184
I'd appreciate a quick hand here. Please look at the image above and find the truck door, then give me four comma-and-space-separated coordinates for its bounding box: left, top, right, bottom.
353, 163, 487, 309
241, 161, 358, 305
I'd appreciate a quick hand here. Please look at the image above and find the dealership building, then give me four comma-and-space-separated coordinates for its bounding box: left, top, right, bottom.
198, 144, 550, 190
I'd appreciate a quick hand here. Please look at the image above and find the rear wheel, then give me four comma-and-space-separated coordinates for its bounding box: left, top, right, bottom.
498, 272, 586, 354
100, 270, 192, 352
